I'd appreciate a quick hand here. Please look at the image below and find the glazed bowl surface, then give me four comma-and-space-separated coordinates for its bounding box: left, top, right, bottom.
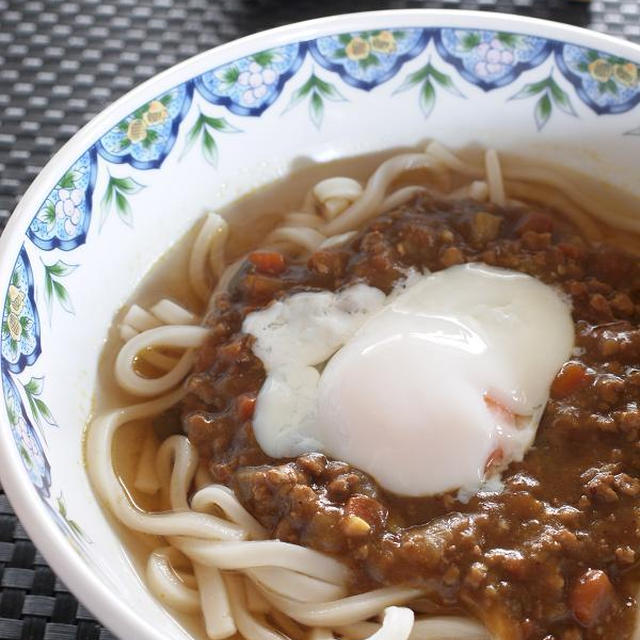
0, 9, 638, 640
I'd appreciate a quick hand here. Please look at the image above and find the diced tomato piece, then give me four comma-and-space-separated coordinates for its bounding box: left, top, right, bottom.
248, 251, 287, 275
551, 362, 588, 398
236, 394, 256, 421
570, 569, 616, 627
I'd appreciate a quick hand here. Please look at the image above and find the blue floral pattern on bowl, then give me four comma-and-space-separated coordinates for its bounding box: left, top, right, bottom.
435, 29, 552, 91
1, 248, 40, 374
310, 29, 430, 90
27, 149, 97, 252
556, 45, 640, 114
97, 84, 193, 170
195, 45, 305, 116
2, 369, 51, 496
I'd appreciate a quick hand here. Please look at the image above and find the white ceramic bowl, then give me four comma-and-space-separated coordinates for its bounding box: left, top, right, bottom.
0, 9, 639, 640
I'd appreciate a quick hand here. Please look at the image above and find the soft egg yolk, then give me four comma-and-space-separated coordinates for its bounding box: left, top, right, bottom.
244, 264, 574, 497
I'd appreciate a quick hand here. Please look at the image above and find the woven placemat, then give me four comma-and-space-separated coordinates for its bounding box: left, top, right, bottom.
0, 0, 638, 638
0, 493, 117, 639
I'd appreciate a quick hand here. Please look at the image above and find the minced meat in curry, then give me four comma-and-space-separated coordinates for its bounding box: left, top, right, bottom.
175, 195, 639, 640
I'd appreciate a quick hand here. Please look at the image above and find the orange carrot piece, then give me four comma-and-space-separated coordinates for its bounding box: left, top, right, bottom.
248, 251, 286, 275
551, 362, 588, 398
570, 569, 615, 627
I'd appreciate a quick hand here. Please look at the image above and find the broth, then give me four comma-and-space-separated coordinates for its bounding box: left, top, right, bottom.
88, 148, 640, 640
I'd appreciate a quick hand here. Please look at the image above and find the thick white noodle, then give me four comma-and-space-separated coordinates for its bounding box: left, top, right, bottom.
424, 142, 481, 177
156, 435, 198, 511
485, 149, 506, 207
122, 304, 163, 333
368, 607, 414, 640
378, 186, 427, 214
300, 188, 317, 215
146, 547, 200, 614
209, 222, 229, 283
133, 429, 160, 494
267, 227, 326, 252
469, 181, 489, 202
269, 609, 306, 639
191, 485, 267, 540
86, 388, 246, 541
150, 299, 199, 325
190, 212, 229, 302
246, 566, 347, 603
318, 231, 357, 250
266, 240, 299, 255
119, 324, 138, 342
119, 300, 199, 372
284, 212, 325, 230
256, 586, 422, 627
323, 154, 446, 236
245, 580, 271, 615
212, 256, 245, 299
313, 177, 364, 221
121, 300, 199, 340
193, 563, 237, 639
449, 181, 490, 203
171, 538, 348, 585
114, 325, 208, 396
138, 349, 179, 372
314, 177, 363, 203
324, 197, 354, 221
224, 574, 289, 640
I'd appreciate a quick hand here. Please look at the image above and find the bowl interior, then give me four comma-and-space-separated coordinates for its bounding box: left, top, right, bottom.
0, 10, 639, 640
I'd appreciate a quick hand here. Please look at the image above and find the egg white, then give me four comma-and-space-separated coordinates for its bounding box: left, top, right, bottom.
243, 263, 574, 497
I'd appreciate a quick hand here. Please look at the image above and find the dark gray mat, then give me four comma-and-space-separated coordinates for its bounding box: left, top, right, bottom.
0, 0, 637, 638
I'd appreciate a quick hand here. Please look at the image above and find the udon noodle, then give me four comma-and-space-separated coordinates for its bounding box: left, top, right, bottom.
87, 142, 639, 640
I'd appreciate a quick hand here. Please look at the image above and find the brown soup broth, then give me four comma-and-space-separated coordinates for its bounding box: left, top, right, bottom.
90, 151, 640, 640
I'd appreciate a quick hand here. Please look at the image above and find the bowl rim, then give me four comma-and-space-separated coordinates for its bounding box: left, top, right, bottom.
0, 9, 639, 639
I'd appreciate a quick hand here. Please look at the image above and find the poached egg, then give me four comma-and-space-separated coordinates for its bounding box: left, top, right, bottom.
243, 263, 574, 497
